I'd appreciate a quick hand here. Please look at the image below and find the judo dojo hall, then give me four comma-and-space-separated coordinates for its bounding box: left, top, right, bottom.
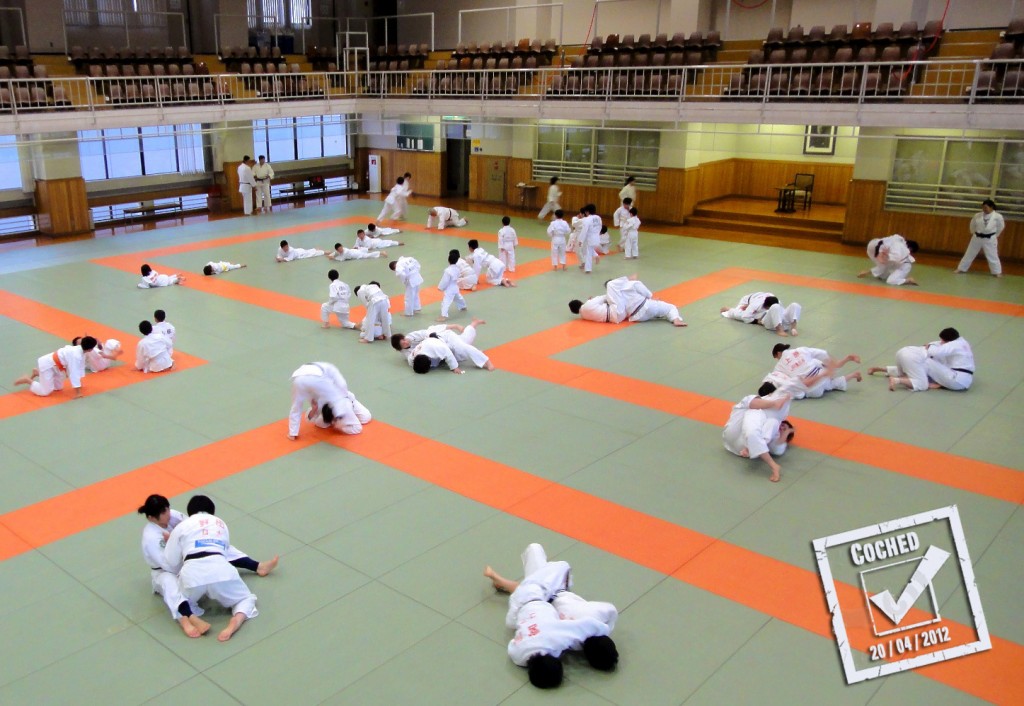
0, 1, 1022, 704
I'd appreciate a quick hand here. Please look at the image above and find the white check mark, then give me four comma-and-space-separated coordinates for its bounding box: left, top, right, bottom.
870, 546, 951, 625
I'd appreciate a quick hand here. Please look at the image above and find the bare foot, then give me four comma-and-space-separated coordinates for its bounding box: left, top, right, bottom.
483, 361, 495, 371
375, 335, 385, 341
905, 278, 919, 286
179, 616, 201, 638
790, 327, 798, 337
13, 375, 33, 386
851, 371, 863, 383
471, 318, 486, 326
720, 306, 729, 313
739, 448, 750, 458
218, 613, 246, 642
358, 339, 369, 344
769, 469, 781, 483
953, 269, 965, 274
776, 329, 789, 337
380, 251, 388, 258
888, 377, 897, 391
867, 366, 886, 375
321, 323, 330, 329
856, 270, 869, 278
188, 614, 211, 636
850, 355, 861, 364
435, 316, 448, 322
257, 555, 279, 576
397, 242, 405, 246
240, 264, 248, 268
672, 319, 687, 327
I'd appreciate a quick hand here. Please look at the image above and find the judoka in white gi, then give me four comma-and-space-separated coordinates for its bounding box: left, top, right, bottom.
77, 336, 122, 373
722, 382, 795, 482
956, 199, 1005, 276
377, 176, 406, 222
401, 319, 495, 374
394, 172, 413, 220
354, 281, 392, 343
547, 210, 570, 270
569, 294, 623, 323
621, 208, 641, 259
366, 223, 402, 237
566, 209, 586, 254
237, 156, 256, 215
858, 234, 919, 286
252, 155, 274, 214
328, 242, 387, 262
618, 176, 637, 207
537, 177, 562, 220
163, 495, 258, 642
437, 250, 469, 321
577, 205, 602, 273
321, 270, 358, 330
498, 216, 519, 272
769, 343, 861, 399
612, 198, 633, 252
468, 239, 516, 287
135, 320, 174, 373
139, 264, 185, 288
138, 493, 277, 638
203, 261, 247, 276
870, 327, 975, 392
605, 275, 685, 326
288, 361, 371, 438
721, 292, 801, 336
354, 229, 403, 250
153, 309, 175, 344
13, 337, 97, 398
426, 206, 467, 230
455, 255, 478, 290
276, 240, 325, 262
484, 543, 619, 689
389, 255, 424, 316
597, 225, 612, 256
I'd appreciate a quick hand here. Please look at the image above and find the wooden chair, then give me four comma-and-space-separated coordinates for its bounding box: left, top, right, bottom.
790, 173, 815, 209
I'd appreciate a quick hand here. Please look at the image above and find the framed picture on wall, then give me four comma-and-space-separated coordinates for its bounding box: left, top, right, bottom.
804, 125, 836, 155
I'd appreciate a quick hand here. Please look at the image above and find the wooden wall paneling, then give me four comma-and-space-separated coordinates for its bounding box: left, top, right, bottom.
681, 166, 701, 218
469, 154, 486, 201
357, 148, 444, 197
732, 159, 853, 204
843, 179, 1024, 260
695, 159, 737, 203
223, 161, 242, 209
35, 177, 90, 236
505, 158, 534, 208
644, 167, 687, 223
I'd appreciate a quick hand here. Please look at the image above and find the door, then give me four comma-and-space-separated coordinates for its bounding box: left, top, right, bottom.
485, 157, 507, 203
445, 138, 469, 197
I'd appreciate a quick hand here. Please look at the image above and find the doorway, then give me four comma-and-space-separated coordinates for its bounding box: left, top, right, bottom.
444, 121, 470, 197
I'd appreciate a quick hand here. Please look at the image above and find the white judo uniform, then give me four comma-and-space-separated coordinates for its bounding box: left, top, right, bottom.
139, 270, 181, 288
29, 344, 88, 396
498, 225, 519, 272
721, 292, 801, 333
163, 512, 258, 621
288, 362, 371, 437
925, 337, 975, 391
394, 179, 412, 220
205, 261, 244, 274
722, 395, 791, 459
537, 184, 562, 219
377, 182, 404, 221
578, 214, 602, 272
328, 246, 384, 262
886, 346, 931, 391
618, 183, 637, 207
367, 224, 402, 237
772, 347, 848, 398
356, 283, 392, 342
153, 320, 175, 343
957, 209, 1005, 275
613, 205, 631, 250
438, 263, 468, 318
135, 332, 174, 373
456, 258, 477, 290
354, 233, 400, 250
408, 325, 490, 369
577, 295, 623, 323
252, 160, 274, 211
547, 218, 570, 267
621, 215, 640, 259
567, 215, 584, 253
237, 161, 255, 215
426, 207, 467, 230
604, 276, 683, 324
505, 543, 617, 667
277, 245, 324, 261
142, 509, 252, 620
321, 278, 357, 329
470, 247, 507, 286
866, 235, 915, 286
392, 256, 424, 316
84, 338, 122, 373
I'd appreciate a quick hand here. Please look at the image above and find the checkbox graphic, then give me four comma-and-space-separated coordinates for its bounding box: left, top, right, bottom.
812, 506, 991, 684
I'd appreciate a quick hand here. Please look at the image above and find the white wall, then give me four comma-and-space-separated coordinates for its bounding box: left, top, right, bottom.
791, 0, 873, 31
711, 0, 790, 39
680, 123, 858, 164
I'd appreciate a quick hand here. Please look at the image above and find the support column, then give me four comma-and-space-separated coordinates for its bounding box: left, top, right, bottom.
211, 120, 256, 211
30, 134, 91, 237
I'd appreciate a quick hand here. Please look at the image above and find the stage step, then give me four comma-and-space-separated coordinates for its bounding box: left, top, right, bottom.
686, 209, 843, 241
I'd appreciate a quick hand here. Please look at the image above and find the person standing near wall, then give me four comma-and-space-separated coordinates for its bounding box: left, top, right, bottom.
618, 176, 637, 208
237, 156, 256, 216
253, 155, 275, 214
955, 198, 1005, 277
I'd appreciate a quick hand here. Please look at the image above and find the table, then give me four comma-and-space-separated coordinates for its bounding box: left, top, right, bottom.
517, 183, 537, 208
775, 186, 796, 213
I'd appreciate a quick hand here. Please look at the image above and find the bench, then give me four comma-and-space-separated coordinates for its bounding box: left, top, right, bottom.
122, 203, 185, 227
276, 177, 328, 203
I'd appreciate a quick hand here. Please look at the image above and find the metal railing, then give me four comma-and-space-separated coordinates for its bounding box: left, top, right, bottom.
1, 58, 1022, 119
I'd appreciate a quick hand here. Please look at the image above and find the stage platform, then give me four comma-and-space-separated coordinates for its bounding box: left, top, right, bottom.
686, 196, 846, 242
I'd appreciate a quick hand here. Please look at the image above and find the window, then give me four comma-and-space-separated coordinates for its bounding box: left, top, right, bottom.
533, 125, 659, 188
77, 124, 207, 181
886, 138, 1024, 219
0, 135, 22, 191
253, 115, 349, 162
247, 0, 311, 29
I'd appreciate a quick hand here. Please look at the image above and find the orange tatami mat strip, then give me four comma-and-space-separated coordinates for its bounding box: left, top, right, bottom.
0, 290, 206, 420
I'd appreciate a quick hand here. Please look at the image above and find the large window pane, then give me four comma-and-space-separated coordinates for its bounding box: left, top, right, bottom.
534, 125, 658, 188
105, 129, 142, 178
323, 119, 347, 157
141, 126, 177, 175
267, 119, 296, 162
0, 135, 22, 191
941, 141, 996, 188
564, 128, 592, 163
892, 140, 943, 183
79, 125, 208, 181
296, 117, 322, 159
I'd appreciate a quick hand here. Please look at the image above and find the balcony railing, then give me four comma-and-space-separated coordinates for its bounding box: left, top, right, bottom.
0, 58, 1021, 118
